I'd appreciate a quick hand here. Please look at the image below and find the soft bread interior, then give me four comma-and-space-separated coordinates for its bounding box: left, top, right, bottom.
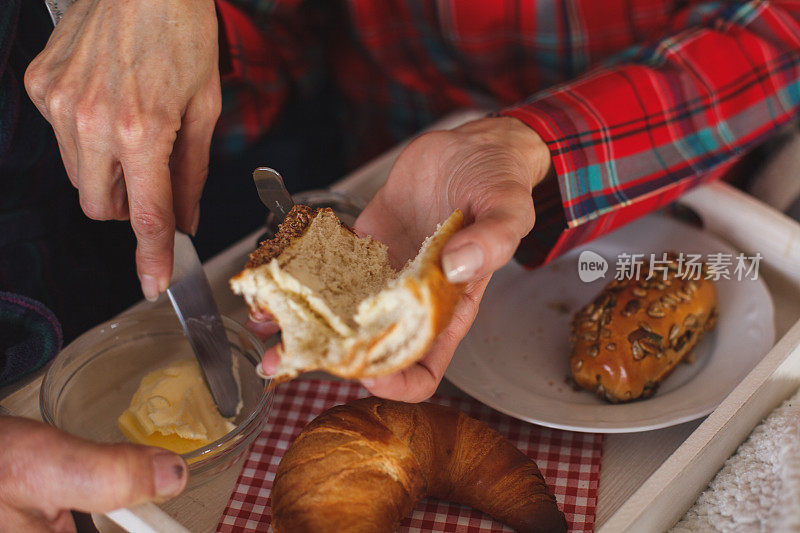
273, 210, 394, 330
230, 206, 463, 381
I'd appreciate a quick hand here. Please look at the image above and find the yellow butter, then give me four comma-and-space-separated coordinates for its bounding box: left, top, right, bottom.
118, 359, 237, 455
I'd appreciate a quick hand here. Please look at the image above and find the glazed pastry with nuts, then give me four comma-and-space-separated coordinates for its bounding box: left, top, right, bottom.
570, 252, 717, 402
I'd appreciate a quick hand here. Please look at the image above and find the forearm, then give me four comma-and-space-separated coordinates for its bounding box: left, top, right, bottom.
504, 0, 800, 265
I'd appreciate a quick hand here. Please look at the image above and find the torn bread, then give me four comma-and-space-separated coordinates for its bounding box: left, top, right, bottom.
230, 205, 464, 383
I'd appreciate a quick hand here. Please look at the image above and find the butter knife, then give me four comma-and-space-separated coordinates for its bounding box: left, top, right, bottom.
167, 232, 239, 417
45, 0, 75, 26
253, 167, 294, 223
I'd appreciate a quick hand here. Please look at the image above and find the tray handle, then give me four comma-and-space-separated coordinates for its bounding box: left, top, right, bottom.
678, 181, 800, 287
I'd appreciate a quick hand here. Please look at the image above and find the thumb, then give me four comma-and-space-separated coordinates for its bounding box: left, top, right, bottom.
442, 184, 535, 283
9, 418, 187, 514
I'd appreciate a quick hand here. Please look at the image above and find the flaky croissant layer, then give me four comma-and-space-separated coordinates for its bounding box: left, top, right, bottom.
272, 397, 567, 533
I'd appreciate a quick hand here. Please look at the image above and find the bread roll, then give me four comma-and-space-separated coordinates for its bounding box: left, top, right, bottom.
272, 397, 567, 533
230, 206, 463, 383
570, 253, 717, 402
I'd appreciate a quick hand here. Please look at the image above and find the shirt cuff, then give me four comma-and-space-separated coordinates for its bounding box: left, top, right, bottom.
502, 105, 732, 267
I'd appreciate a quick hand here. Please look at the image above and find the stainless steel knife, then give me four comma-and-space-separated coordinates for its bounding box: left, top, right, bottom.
167, 232, 240, 417
253, 167, 294, 223
45, 0, 75, 26
252, 168, 293, 353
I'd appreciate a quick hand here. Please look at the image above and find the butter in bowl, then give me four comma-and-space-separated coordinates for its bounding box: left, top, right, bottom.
40, 309, 272, 488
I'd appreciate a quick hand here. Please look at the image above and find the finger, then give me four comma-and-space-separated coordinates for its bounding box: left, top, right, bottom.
4, 418, 187, 515
124, 149, 175, 302
259, 344, 281, 377
46, 510, 76, 533
354, 194, 417, 267
249, 309, 274, 322
246, 317, 280, 342
442, 182, 535, 283
76, 147, 129, 221
362, 278, 489, 402
23, 58, 48, 120
52, 131, 79, 188
2, 505, 74, 533
170, 79, 220, 235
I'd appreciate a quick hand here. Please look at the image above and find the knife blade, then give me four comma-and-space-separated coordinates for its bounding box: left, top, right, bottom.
45, 0, 75, 26
253, 167, 294, 223
167, 232, 240, 417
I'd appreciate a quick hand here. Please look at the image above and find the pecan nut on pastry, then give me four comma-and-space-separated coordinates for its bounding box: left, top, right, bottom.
569, 252, 718, 403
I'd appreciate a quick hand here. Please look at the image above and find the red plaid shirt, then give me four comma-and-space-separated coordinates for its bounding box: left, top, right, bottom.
214, 0, 800, 266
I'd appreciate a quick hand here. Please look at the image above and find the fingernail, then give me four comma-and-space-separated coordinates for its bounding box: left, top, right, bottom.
152, 452, 187, 498
255, 363, 271, 379
260, 357, 278, 376
190, 205, 200, 236
249, 311, 267, 322
141, 275, 161, 302
442, 243, 484, 283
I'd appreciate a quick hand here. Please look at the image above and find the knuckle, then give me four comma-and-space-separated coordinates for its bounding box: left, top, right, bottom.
413, 382, 438, 403
495, 221, 524, 250
117, 111, 179, 152
131, 208, 172, 242
116, 112, 152, 147
74, 101, 105, 138
107, 445, 156, 507
45, 84, 74, 121
206, 92, 222, 122
413, 130, 452, 149
23, 61, 46, 100
79, 196, 112, 221
521, 201, 535, 232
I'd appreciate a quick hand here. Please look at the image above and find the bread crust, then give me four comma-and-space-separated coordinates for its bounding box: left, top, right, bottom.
272, 397, 567, 533
570, 253, 718, 402
359, 209, 465, 377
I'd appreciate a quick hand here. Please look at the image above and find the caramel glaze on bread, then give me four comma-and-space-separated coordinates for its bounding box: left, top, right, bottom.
272, 397, 567, 533
570, 253, 718, 402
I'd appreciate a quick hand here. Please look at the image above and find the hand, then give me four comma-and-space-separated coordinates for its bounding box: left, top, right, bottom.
253, 117, 552, 401
355, 117, 551, 401
0, 416, 187, 532
24, 0, 222, 301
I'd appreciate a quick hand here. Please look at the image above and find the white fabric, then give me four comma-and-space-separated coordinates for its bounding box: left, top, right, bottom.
672, 387, 800, 532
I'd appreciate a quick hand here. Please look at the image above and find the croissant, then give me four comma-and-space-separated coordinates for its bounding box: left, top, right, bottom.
272, 397, 567, 533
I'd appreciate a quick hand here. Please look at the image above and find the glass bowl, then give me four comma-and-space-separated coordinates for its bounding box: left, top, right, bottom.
40, 309, 272, 490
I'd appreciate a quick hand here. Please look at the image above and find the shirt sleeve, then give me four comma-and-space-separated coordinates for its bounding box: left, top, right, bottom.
212, 0, 326, 155
502, 0, 800, 267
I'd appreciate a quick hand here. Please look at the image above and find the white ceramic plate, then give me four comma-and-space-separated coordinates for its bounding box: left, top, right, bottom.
445, 213, 775, 433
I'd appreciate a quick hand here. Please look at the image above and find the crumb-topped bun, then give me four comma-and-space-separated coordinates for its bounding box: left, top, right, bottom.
230, 205, 464, 383
570, 252, 718, 402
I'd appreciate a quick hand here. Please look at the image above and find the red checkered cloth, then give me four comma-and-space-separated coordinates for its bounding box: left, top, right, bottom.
217, 379, 603, 533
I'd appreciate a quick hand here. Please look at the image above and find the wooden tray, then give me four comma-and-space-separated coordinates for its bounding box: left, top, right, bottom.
3, 110, 800, 532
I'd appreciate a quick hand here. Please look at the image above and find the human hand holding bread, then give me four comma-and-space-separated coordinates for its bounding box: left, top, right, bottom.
241, 116, 552, 402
